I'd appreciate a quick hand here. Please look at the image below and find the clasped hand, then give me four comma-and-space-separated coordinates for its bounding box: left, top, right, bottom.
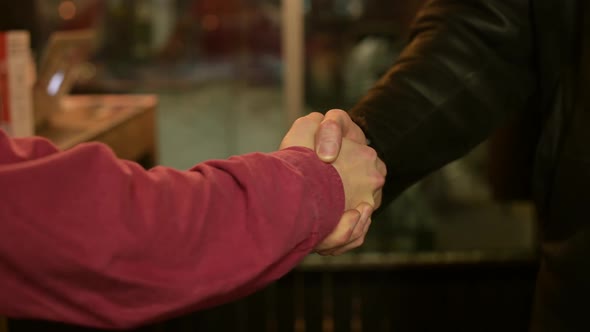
280, 111, 386, 255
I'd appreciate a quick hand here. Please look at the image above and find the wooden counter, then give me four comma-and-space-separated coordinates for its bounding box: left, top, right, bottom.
38, 94, 159, 167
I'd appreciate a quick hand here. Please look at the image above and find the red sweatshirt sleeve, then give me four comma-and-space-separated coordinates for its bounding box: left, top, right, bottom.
0, 130, 344, 329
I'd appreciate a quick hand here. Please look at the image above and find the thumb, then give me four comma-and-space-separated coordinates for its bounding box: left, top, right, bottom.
315, 119, 343, 162
315, 109, 366, 163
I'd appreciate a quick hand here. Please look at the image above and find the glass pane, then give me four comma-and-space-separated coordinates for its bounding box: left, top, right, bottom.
302, 0, 537, 255
35, 0, 286, 169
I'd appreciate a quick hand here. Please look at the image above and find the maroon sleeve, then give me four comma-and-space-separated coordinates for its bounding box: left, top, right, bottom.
0, 130, 344, 329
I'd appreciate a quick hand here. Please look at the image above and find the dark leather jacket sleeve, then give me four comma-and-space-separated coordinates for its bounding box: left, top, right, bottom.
350, 0, 536, 204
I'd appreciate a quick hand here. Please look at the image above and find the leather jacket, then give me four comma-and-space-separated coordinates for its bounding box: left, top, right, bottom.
350, 1, 590, 331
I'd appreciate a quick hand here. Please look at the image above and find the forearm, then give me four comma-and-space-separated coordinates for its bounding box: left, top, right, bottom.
0, 133, 343, 329
350, 0, 536, 202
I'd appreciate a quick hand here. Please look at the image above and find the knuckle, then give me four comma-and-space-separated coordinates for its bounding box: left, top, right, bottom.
293, 117, 308, 126
294, 116, 318, 130
351, 228, 363, 240
307, 112, 324, 122
326, 109, 347, 118
361, 197, 376, 209
374, 173, 386, 188
339, 228, 354, 244
320, 119, 340, 133
361, 146, 378, 159
357, 237, 365, 247
378, 159, 387, 174
367, 147, 378, 160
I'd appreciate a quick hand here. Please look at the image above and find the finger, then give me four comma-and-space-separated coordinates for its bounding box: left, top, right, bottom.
330, 218, 372, 256
315, 119, 343, 163
316, 109, 366, 162
323, 206, 373, 256
316, 203, 373, 255
348, 204, 372, 242
314, 208, 361, 252
280, 112, 324, 150
305, 112, 325, 123
373, 189, 383, 210
325, 109, 366, 143
376, 157, 387, 177
318, 216, 372, 256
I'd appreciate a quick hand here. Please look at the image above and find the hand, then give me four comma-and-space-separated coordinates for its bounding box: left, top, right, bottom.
314, 202, 374, 256
312, 138, 385, 256
332, 138, 386, 210
312, 109, 386, 220
313, 109, 387, 255
280, 112, 386, 255
281, 112, 385, 211
315, 109, 367, 162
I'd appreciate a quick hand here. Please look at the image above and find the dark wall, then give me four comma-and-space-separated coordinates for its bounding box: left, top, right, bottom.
0, 1, 42, 55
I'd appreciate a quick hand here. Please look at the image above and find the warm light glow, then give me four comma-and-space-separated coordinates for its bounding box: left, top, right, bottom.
58, 1, 77, 20
202, 14, 220, 31
47, 71, 65, 96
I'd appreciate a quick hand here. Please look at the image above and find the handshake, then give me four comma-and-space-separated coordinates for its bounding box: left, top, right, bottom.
280, 110, 386, 256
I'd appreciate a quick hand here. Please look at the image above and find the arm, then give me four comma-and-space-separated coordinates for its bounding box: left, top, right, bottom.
0, 130, 344, 329
318, 0, 536, 204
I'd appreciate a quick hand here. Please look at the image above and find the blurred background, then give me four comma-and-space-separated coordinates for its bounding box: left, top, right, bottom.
1, 1, 540, 331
